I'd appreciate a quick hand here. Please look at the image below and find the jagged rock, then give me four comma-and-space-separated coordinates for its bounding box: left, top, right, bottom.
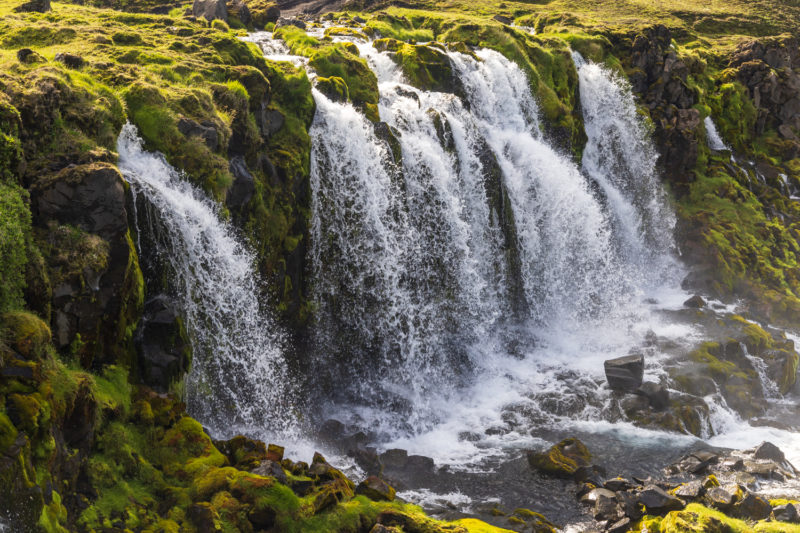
604, 478, 632, 492
251, 459, 287, 484
635, 382, 670, 410
607, 517, 631, 533
527, 438, 591, 478
14, 0, 49, 12
705, 486, 735, 509
226, 156, 255, 209
683, 294, 706, 308
774, 503, 800, 523
733, 492, 771, 520
593, 490, 619, 521
177, 117, 219, 151
604, 354, 644, 391
674, 480, 704, 499
356, 476, 396, 501
54, 53, 85, 69
580, 488, 616, 506
637, 486, 685, 514
193, 0, 227, 21
753, 441, 786, 463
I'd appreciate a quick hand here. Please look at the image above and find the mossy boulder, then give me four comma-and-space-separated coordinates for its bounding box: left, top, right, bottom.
374, 39, 461, 93
1, 311, 50, 359
527, 438, 591, 477
316, 75, 349, 103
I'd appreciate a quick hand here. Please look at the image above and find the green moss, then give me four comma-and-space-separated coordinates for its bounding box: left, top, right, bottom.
0, 184, 32, 312
1, 311, 51, 359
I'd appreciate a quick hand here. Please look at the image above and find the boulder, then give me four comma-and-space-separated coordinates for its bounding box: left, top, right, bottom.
356, 476, 396, 501
733, 492, 771, 520
604, 477, 632, 492
674, 480, 704, 499
607, 517, 631, 533
637, 486, 685, 514
580, 488, 616, 506
705, 486, 735, 509
193, 0, 227, 21
604, 354, 644, 391
251, 459, 287, 484
773, 503, 800, 523
260, 108, 285, 137
635, 382, 670, 410
54, 53, 85, 69
16, 48, 44, 64
753, 441, 786, 463
492, 14, 512, 24
527, 438, 591, 478
683, 294, 706, 308
227, 0, 251, 26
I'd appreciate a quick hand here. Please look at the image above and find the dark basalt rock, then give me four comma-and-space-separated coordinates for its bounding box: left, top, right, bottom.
635, 381, 670, 410
604, 354, 644, 391
54, 53, 85, 69
355, 476, 396, 501
753, 441, 787, 463
177, 117, 219, 151
683, 294, 706, 308
138, 294, 191, 392
492, 14, 512, 24
251, 459, 288, 484
193, 0, 227, 21
580, 488, 616, 506
732, 492, 771, 520
637, 486, 684, 513
774, 503, 800, 523
260, 108, 285, 137
17, 48, 44, 64
705, 486, 735, 509
674, 480, 704, 499
226, 156, 255, 209
226, 0, 251, 26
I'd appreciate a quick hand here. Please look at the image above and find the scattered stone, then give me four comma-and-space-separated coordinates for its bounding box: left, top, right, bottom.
527, 438, 592, 478
705, 486, 735, 509
356, 476, 396, 501
580, 488, 616, 506
604, 478, 632, 492
674, 480, 704, 499
733, 492, 771, 520
266, 444, 284, 462
607, 517, 631, 533
574, 464, 607, 484
773, 503, 800, 523
593, 491, 619, 521
637, 486, 685, 514
635, 382, 670, 410
604, 354, 645, 391
683, 294, 706, 308
54, 53, 85, 69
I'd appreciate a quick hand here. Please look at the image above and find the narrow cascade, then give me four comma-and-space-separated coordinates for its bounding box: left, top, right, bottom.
118, 124, 296, 439
704, 115, 731, 151
572, 51, 677, 277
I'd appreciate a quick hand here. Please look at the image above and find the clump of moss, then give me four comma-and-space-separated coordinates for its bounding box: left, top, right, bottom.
526, 438, 591, 477
0, 184, 32, 312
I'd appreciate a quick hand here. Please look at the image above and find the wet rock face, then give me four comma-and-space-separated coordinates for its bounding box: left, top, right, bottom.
624, 25, 699, 193
30, 163, 143, 368
138, 295, 191, 392
604, 354, 644, 391
729, 36, 800, 143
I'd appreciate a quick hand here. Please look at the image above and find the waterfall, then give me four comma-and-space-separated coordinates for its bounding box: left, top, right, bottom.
118, 124, 296, 439
704, 116, 730, 151
572, 51, 676, 277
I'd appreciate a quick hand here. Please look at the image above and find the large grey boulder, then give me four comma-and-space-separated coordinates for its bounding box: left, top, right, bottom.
605, 354, 645, 391
193, 0, 227, 22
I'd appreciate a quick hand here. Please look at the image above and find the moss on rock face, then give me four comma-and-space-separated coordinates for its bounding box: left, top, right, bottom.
526, 438, 591, 477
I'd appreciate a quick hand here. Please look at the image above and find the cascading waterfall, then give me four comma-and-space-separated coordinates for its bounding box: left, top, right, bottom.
118, 124, 296, 439
573, 52, 677, 278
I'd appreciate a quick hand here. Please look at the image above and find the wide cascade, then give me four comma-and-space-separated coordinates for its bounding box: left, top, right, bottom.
118, 124, 295, 439
304, 38, 681, 447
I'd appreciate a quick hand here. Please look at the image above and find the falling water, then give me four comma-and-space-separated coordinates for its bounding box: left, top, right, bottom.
118, 124, 296, 439
705, 116, 730, 151
573, 51, 677, 280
